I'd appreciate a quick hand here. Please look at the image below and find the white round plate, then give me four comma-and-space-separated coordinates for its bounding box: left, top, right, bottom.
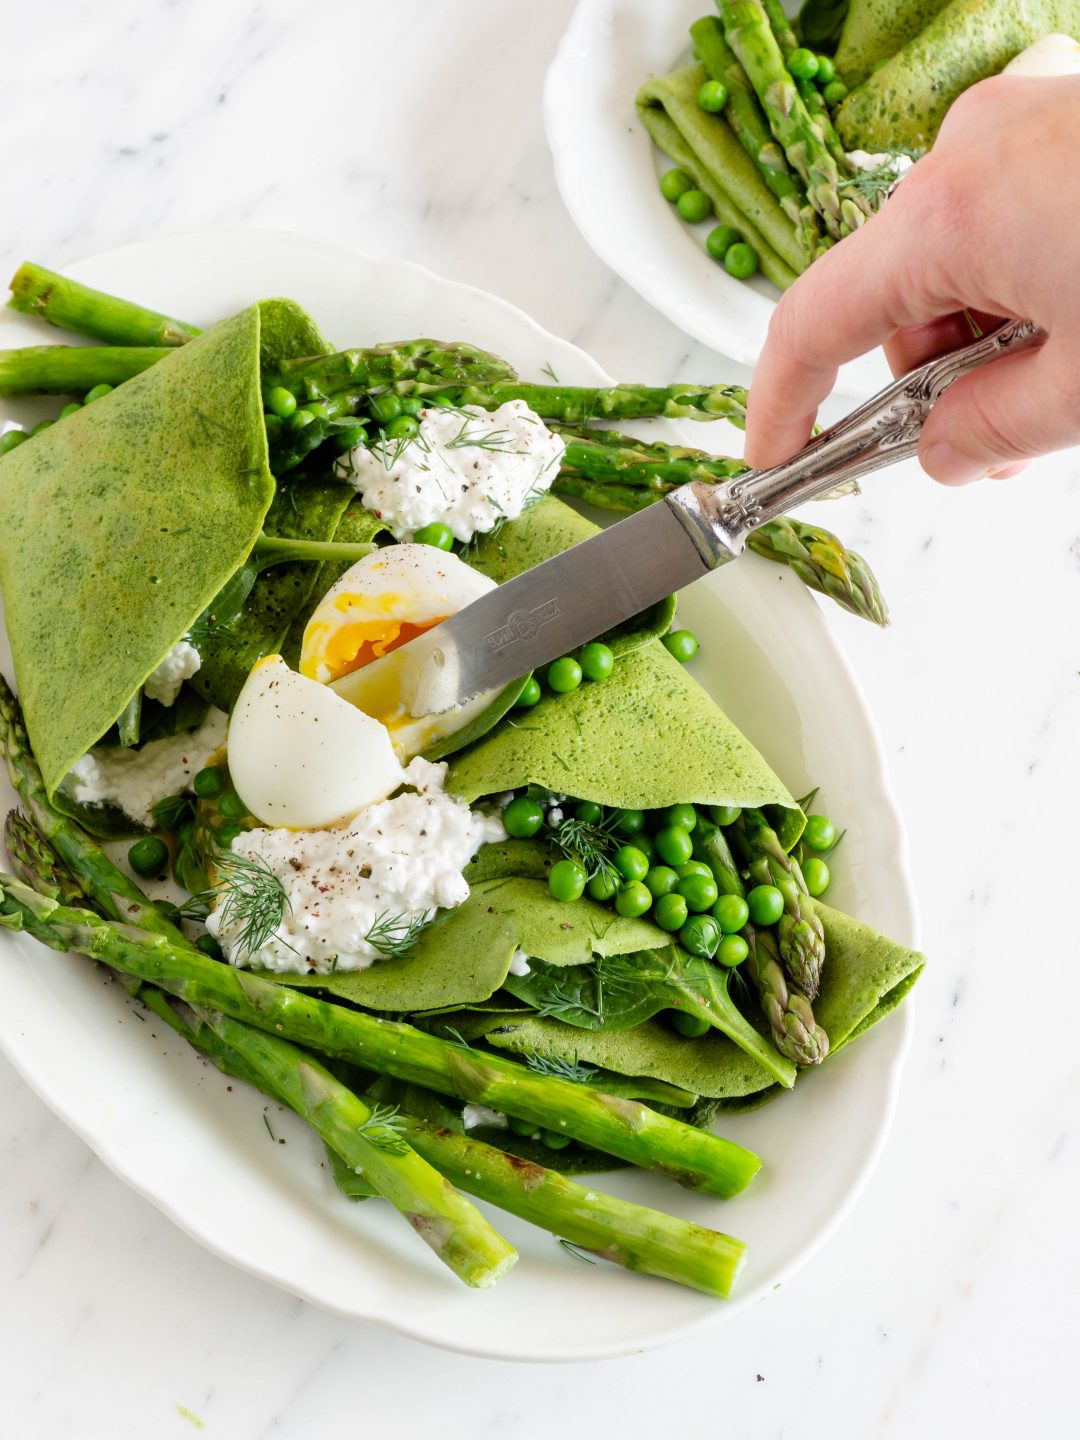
545, 0, 893, 397
0, 231, 916, 1360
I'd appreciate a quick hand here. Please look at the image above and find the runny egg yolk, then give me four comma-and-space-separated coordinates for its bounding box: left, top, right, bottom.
300, 595, 445, 685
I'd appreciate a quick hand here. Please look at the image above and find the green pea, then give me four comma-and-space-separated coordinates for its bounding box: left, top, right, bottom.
679, 873, 719, 913
654, 892, 689, 932
662, 629, 698, 663
613, 845, 649, 884
655, 826, 694, 867
414, 521, 454, 551
679, 914, 721, 959
663, 803, 697, 833
265, 386, 297, 418
697, 78, 728, 112
193, 765, 225, 799
574, 800, 604, 826
709, 804, 741, 826
287, 407, 316, 432
398, 396, 424, 416
724, 243, 759, 280
787, 46, 820, 80
612, 808, 645, 837
635, 832, 657, 866
615, 881, 652, 918
676, 861, 711, 882
712, 893, 749, 934
195, 933, 224, 960
546, 656, 582, 694
803, 814, 837, 851
508, 1115, 541, 1139
541, 1128, 571, 1150
716, 933, 749, 968
504, 795, 544, 839
385, 413, 419, 440
30, 419, 54, 436
59, 402, 82, 419
670, 1008, 711, 1038
659, 167, 693, 202
815, 54, 837, 83
514, 676, 542, 708
84, 383, 113, 403
587, 870, 618, 902
747, 884, 785, 926
127, 836, 169, 878
578, 642, 614, 682
218, 791, 249, 820
803, 857, 830, 897
549, 858, 586, 902
334, 422, 368, 452
370, 393, 402, 423
676, 189, 713, 224
645, 865, 680, 898
429, 392, 456, 408
823, 79, 848, 106
706, 224, 742, 261
0, 429, 28, 453
216, 822, 247, 848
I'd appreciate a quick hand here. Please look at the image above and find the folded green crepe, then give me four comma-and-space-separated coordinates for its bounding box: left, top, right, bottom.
637, 65, 802, 287
0, 298, 324, 794
835, 0, 951, 86
481, 902, 924, 1108
836, 0, 1080, 152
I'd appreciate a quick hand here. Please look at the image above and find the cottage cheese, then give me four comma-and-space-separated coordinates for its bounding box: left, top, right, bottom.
336, 400, 564, 543
508, 949, 531, 977
207, 756, 505, 973
462, 1104, 508, 1131
143, 638, 202, 706
63, 709, 227, 827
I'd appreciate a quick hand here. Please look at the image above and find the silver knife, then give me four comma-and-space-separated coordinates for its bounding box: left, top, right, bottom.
333, 320, 1042, 731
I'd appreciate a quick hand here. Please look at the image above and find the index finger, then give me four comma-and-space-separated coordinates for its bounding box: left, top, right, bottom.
744, 166, 961, 468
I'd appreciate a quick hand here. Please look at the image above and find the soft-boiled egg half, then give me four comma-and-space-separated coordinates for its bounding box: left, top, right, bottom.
301, 544, 500, 757
227, 656, 404, 828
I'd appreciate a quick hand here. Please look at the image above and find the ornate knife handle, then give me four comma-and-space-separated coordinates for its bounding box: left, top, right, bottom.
668, 319, 1045, 566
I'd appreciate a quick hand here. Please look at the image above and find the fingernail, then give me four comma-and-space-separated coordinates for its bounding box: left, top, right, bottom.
922, 443, 987, 486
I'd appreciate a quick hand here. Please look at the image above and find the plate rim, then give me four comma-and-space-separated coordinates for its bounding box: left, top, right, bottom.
0, 229, 918, 1361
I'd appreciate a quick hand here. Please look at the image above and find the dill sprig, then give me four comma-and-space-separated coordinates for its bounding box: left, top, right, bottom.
203, 850, 292, 961
364, 908, 434, 958
523, 1052, 598, 1084
558, 1238, 597, 1264
840, 161, 901, 207
444, 417, 518, 453
554, 813, 620, 884
354, 1103, 411, 1155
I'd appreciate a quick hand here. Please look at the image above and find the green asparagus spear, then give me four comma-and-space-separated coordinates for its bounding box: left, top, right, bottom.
0, 875, 761, 1198
746, 517, 889, 626
693, 820, 828, 1066
757, 0, 851, 170
691, 17, 823, 265
730, 808, 826, 1000
8, 262, 201, 347
0, 339, 516, 400
746, 925, 829, 1066
718, 0, 850, 237
154, 990, 747, 1298
559, 428, 748, 489
445, 381, 750, 426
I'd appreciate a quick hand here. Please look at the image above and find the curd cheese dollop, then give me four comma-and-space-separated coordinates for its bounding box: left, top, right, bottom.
143, 638, 202, 706
336, 400, 564, 543
63, 709, 227, 827
207, 756, 505, 973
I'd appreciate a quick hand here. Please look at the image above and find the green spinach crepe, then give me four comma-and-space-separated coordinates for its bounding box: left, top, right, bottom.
836, 0, 1080, 152
834, 0, 951, 86
0, 298, 325, 794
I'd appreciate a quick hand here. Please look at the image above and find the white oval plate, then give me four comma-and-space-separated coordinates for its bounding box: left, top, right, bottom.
544, 0, 892, 397
0, 231, 916, 1360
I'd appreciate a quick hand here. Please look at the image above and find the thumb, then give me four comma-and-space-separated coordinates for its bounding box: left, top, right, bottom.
919, 339, 1080, 485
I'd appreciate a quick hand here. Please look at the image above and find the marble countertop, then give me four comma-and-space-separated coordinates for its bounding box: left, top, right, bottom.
2, 2, 1078, 1434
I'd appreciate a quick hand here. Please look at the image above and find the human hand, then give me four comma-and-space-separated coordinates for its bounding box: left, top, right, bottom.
744, 74, 1080, 484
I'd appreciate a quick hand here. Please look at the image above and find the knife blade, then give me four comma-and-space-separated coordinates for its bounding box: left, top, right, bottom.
330, 494, 716, 725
